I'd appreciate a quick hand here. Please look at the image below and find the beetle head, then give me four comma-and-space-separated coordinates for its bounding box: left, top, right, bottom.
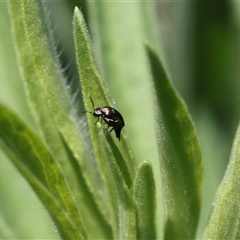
93, 108, 102, 117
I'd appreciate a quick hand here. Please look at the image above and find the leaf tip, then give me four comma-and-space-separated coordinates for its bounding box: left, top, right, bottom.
74, 6, 80, 14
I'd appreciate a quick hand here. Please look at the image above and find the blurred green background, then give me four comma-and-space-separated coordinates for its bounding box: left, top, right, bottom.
1, 1, 240, 238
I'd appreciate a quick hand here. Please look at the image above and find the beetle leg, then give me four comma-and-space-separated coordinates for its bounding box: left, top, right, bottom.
94, 117, 99, 125
89, 95, 95, 110
97, 122, 106, 132
104, 124, 111, 131
97, 125, 103, 133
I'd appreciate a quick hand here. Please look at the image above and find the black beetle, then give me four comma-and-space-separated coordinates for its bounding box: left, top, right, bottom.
85, 96, 125, 141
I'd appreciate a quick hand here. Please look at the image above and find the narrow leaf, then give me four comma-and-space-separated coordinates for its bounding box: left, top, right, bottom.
133, 161, 156, 240
8, 0, 71, 186
203, 123, 240, 239
73, 7, 137, 236
0, 103, 86, 239
146, 44, 203, 239
73, 7, 118, 234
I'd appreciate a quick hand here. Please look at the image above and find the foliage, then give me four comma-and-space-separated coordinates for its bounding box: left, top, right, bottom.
0, 0, 240, 239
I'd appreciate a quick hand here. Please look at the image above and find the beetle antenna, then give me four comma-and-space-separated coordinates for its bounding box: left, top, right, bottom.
82, 110, 93, 115
82, 95, 95, 115
89, 95, 95, 110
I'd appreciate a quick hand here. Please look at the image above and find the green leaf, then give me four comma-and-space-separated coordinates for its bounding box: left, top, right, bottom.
73, 7, 137, 237
146, 44, 203, 239
0, 103, 86, 239
203, 123, 240, 239
133, 161, 156, 240
8, 0, 71, 187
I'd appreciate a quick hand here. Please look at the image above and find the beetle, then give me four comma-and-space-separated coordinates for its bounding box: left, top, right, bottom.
85, 96, 125, 141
